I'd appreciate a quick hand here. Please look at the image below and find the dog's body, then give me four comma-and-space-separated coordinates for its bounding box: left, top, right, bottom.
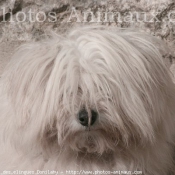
0, 26, 175, 175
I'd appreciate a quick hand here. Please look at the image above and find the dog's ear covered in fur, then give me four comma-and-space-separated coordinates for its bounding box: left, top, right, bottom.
0, 38, 63, 148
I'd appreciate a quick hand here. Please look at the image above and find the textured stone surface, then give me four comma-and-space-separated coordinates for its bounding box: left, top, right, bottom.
0, 0, 175, 76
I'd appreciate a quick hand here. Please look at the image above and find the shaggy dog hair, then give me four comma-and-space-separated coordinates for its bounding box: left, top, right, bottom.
0, 26, 175, 175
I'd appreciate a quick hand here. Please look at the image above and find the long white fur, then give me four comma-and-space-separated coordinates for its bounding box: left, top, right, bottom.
0, 26, 175, 174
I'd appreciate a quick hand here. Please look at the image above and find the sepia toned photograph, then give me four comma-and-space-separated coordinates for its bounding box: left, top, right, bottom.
0, 0, 175, 175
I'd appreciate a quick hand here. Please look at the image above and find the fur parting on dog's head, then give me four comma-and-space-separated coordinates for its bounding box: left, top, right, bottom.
2, 26, 175, 157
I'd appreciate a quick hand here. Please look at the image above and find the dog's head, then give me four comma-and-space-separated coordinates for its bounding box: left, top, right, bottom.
3, 26, 175, 158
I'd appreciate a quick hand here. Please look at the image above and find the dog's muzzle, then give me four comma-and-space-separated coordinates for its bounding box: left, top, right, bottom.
78, 109, 98, 126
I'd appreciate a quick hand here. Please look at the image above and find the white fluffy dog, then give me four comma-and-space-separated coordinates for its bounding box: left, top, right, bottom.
0, 26, 175, 175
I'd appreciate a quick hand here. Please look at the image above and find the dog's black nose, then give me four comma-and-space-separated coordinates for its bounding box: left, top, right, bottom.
78, 109, 98, 126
